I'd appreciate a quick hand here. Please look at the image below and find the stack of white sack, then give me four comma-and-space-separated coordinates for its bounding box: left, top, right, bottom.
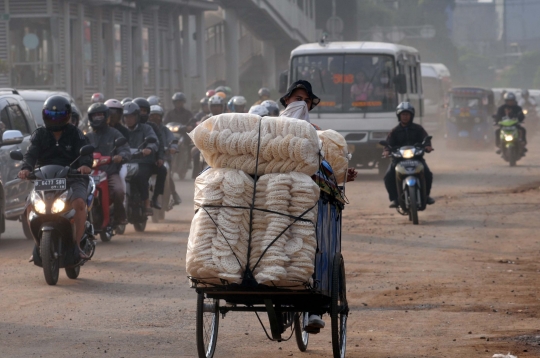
186, 168, 319, 286
317, 129, 350, 184
188, 113, 321, 176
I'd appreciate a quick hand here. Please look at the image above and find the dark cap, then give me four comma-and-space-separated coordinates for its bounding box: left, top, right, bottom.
279, 80, 320, 110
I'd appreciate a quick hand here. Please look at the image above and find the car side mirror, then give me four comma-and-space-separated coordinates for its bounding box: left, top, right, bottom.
1, 130, 23, 147
79, 145, 95, 156
114, 137, 127, 147
393, 74, 407, 94
10, 149, 23, 161
279, 70, 289, 94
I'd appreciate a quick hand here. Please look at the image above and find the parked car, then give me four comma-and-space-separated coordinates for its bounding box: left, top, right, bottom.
0, 88, 40, 239
18, 90, 81, 128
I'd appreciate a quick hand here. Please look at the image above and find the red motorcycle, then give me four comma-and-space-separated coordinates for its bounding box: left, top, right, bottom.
90, 138, 127, 241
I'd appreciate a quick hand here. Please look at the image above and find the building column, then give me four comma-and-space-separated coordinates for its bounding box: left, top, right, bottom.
224, 8, 239, 95
181, 7, 192, 107
196, 11, 207, 93
170, 11, 180, 102
262, 41, 276, 90
72, 3, 85, 106
132, 11, 144, 95
126, 10, 134, 97
63, 1, 71, 94
104, 10, 115, 98
153, 8, 161, 96
96, 7, 104, 94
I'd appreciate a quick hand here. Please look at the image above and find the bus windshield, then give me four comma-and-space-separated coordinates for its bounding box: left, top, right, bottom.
290, 54, 398, 113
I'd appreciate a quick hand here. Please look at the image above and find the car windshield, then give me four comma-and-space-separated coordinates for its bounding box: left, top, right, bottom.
26, 100, 44, 125
290, 54, 398, 113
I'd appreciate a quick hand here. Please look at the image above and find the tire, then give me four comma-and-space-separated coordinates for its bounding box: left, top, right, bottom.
509, 146, 517, 167
408, 185, 419, 225
22, 216, 33, 240
294, 312, 309, 352
40, 231, 59, 286
196, 292, 219, 358
177, 149, 189, 180
115, 224, 126, 235
134, 221, 146, 232
65, 266, 80, 279
331, 253, 348, 358
99, 230, 112, 242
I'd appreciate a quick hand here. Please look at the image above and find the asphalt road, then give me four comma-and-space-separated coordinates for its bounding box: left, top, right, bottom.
1, 137, 540, 357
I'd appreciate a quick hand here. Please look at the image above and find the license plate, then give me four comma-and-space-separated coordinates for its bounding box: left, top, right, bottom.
92, 176, 101, 183
458, 130, 469, 137
34, 178, 67, 191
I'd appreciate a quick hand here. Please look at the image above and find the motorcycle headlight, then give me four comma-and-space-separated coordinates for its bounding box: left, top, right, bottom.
523, 109, 528, 115
51, 191, 69, 214
474, 117, 482, 124
401, 149, 415, 159
172, 126, 180, 132
31, 191, 46, 214
504, 134, 514, 141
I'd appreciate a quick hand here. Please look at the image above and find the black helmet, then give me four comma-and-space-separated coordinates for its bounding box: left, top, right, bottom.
200, 97, 209, 106
504, 92, 516, 101
71, 106, 81, 127
42, 95, 72, 131
121, 97, 133, 105
132, 97, 150, 123
87, 103, 110, 130
258, 87, 271, 98
396, 102, 415, 121
172, 92, 187, 102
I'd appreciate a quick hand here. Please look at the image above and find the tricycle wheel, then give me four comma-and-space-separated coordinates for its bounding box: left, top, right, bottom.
331, 253, 348, 358
294, 312, 309, 352
196, 292, 219, 358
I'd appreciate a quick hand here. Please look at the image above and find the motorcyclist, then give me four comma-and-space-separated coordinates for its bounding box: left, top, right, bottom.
85, 103, 131, 225
91, 93, 105, 104
70, 106, 81, 128
164, 92, 193, 126
18, 96, 93, 260
254, 87, 271, 105
133, 97, 167, 210
227, 96, 247, 113
121, 97, 133, 105
494, 92, 526, 153
147, 95, 162, 107
193, 97, 210, 123
105, 99, 130, 140
519, 89, 537, 107
383, 102, 435, 209
123, 102, 159, 216
149, 105, 182, 206
261, 100, 280, 116
248, 104, 269, 117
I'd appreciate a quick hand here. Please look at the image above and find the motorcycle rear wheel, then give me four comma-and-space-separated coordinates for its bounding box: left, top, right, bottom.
408, 185, 419, 225
115, 224, 126, 235
40, 231, 60, 285
134, 221, 147, 232
65, 266, 80, 279
99, 230, 112, 242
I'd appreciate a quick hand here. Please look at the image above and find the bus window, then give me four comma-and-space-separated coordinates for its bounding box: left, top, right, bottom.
291, 54, 397, 113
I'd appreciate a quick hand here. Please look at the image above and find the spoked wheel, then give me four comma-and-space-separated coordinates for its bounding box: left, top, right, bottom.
133, 220, 147, 232
294, 312, 309, 352
408, 185, 419, 225
65, 265, 80, 279
40, 231, 60, 286
331, 253, 348, 358
196, 292, 219, 358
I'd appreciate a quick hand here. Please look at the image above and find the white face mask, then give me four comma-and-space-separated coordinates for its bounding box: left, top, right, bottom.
280, 100, 310, 122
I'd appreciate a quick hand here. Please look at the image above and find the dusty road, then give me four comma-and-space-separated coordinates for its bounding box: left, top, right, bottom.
2, 138, 540, 358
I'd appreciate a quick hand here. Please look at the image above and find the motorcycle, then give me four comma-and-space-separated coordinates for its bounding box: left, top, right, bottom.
166, 122, 191, 180
125, 137, 157, 232
379, 136, 432, 225
149, 139, 179, 223
10, 145, 97, 285
497, 117, 525, 167
521, 102, 538, 134
90, 137, 128, 242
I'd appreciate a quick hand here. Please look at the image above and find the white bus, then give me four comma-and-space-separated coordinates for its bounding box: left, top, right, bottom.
281, 41, 423, 175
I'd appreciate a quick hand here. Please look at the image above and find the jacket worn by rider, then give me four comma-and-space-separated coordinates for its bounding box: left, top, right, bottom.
145, 121, 165, 161
127, 123, 159, 165
495, 104, 525, 123
164, 108, 194, 126
112, 122, 130, 141
22, 124, 92, 171
386, 122, 431, 150
86, 126, 131, 176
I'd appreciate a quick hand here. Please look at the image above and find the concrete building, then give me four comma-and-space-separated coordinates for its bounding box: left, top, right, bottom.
2, 0, 217, 110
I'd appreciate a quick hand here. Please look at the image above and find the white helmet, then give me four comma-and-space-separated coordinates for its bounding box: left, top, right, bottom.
249, 105, 269, 117
209, 94, 225, 106
150, 105, 164, 116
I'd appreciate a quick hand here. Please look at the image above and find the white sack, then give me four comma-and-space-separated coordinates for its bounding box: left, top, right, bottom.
317, 129, 349, 184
